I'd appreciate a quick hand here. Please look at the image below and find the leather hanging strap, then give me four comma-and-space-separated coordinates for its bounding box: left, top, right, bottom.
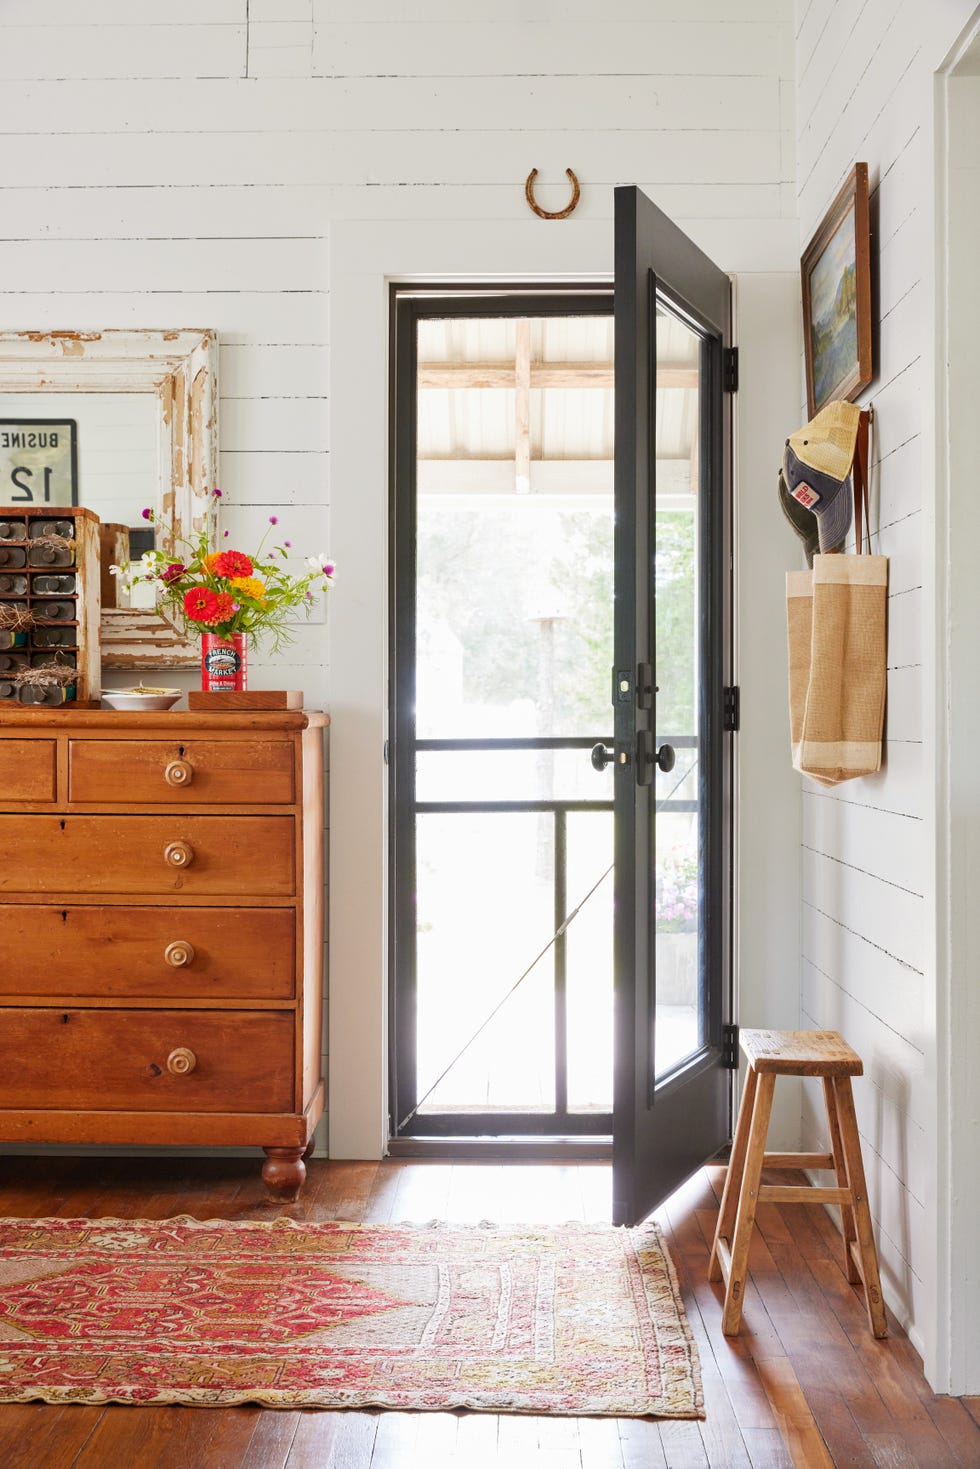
852, 409, 871, 555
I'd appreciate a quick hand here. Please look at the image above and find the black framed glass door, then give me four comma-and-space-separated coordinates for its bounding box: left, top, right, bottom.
390, 258, 733, 1177
612, 186, 734, 1224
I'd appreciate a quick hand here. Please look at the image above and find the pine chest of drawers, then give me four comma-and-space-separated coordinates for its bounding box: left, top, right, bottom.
0, 708, 327, 1201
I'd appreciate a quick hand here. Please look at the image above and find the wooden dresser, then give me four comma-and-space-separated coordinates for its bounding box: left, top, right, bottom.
0, 708, 327, 1201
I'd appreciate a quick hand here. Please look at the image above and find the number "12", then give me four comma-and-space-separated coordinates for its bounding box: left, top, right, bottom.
10, 466, 54, 502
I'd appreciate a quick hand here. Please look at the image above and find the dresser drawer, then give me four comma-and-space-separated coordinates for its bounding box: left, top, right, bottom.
69, 739, 295, 805
0, 740, 57, 803
0, 815, 295, 896
0, 905, 295, 999
0, 1008, 294, 1113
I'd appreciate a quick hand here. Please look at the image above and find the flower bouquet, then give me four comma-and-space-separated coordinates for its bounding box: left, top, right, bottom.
112, 491, 334, 692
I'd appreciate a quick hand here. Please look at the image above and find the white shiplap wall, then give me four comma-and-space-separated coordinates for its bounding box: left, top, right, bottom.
793, 0, 977, 1376
0, 0, 797, 706
0, 6, 805, 1170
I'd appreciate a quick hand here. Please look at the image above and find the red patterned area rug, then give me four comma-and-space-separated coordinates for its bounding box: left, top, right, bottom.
0, 1215, 702, 1416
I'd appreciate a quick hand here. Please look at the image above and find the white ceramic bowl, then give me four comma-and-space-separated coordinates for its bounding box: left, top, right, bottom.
101, 687, 184, 712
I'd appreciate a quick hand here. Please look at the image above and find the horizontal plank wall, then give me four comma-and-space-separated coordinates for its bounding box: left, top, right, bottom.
0, 4, 801, 1160
793, 0, 977, 1384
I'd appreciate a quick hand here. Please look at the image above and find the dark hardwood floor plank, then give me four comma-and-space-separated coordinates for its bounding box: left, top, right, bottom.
919, 1393, 980, 1466
319, 1412, 381, 1468
797, 1388, 871, 1468
0, 1403, 105, 1469
280, 1410, 343, 1468
237, 1408, 302, 1469
73, 1403, 259, 1469
752, 1356, 835, 1468
688, 1282, 780, 1432
963, 1395, 980, 1428
360, 1160, 405, 1225
695, 1360, 753, 1468
864, 1423, 960, 1468
308, 1161, 381, 1222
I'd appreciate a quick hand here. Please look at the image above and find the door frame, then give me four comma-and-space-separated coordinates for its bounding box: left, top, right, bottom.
327, 217, 803, 1168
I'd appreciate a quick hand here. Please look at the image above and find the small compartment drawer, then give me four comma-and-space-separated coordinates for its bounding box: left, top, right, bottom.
0, 1009, 294, 1113
69, 739, 295, 805
0, 906, 295, 999
0, 740, 57, 803
0, 815, 295, 897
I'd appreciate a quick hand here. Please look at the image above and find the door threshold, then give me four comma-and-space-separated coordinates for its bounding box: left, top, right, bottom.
386, 1135, 612, 1163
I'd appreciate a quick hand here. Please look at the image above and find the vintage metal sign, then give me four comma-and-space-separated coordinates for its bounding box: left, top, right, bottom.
0, 419, 78, 507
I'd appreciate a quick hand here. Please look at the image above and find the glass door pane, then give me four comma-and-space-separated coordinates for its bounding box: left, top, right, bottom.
654, 306, 703, 1078
394, 298, 616, 1138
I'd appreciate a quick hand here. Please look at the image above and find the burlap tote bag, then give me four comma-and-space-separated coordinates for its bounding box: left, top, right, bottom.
786, 411, 887, 784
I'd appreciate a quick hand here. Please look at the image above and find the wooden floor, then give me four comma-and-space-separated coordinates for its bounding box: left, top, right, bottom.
0, 1156, 977, 1468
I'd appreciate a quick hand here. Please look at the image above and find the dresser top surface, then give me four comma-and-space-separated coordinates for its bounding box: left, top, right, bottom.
0, 709, 329, 733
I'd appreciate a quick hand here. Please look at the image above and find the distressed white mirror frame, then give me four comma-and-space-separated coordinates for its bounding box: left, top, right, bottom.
0, 328, 217, 669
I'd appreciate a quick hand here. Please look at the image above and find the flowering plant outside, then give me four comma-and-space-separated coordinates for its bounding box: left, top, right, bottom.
110, 493, 334, 653
656, 846, 698, 933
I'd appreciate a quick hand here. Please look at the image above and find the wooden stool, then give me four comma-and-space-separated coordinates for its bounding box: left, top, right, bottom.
708, 1028, 886, 1338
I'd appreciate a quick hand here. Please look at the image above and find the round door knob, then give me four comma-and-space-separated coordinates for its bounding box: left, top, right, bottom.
164, 840, 194, 869
591, 742, 615, 772
656, 743, 676, 773
166, 1047, 197, 1076
164, 759, 193, 788
164, 940, 195, 968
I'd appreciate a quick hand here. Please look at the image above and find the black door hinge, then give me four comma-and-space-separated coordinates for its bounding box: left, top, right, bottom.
722, 1024, 739, 1070
723, 685, 740, 732
723, 346, 739, 393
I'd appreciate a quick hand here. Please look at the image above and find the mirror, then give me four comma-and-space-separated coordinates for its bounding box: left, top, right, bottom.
0, 329, 217, 669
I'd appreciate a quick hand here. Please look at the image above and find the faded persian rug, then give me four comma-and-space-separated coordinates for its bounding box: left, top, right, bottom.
0, 1215, 702, 1416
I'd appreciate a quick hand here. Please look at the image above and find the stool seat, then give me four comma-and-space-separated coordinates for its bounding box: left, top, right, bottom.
739, 1027, 863, 1076
708, 1027, 886, 1339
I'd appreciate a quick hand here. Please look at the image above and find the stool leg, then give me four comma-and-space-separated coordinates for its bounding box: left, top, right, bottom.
709, 1064, 758, 1282
833, 1076, 887, 1338
721, 1070, 775, 1336
823, 1076, 860, 1284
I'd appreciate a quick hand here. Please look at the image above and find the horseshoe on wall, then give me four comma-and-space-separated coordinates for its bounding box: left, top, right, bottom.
524, 168, 581, 220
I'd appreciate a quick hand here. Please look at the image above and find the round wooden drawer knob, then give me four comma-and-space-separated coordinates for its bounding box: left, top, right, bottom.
166, 1047, 197, 1076
164, 840, 194, 869
164, 759, 193, 787
164, 940, 195, 968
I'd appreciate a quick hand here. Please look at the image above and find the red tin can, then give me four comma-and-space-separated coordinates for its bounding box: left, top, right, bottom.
200, 632, 247, 692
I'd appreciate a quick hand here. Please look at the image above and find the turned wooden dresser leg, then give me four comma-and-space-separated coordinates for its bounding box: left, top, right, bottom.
262, 1146, 307, 1202
302, 1136, 316, 1161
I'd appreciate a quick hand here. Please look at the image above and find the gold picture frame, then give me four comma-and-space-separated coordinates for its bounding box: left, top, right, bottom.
801, 162, 872, 418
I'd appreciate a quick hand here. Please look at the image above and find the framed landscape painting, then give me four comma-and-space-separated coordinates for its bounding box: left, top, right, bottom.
801, 162, 872, 417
